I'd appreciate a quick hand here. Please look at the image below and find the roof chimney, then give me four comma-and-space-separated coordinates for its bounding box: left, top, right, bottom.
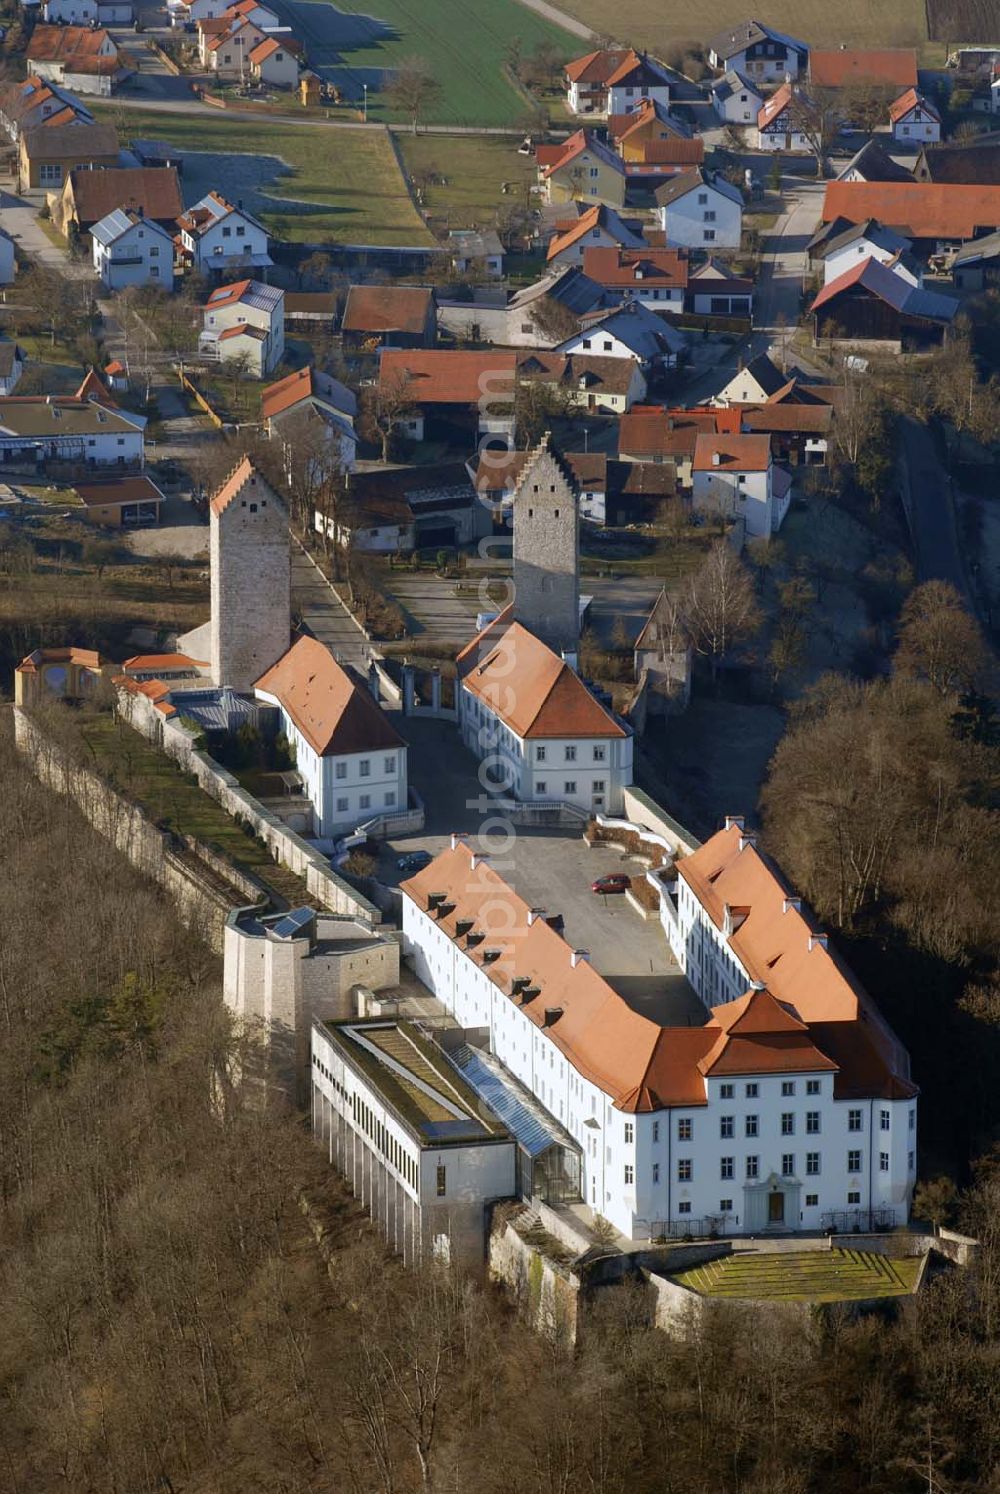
571, 949, 590, 968
712, 451, 721, 466
750, 979, 767, 991
470, 850, 489, 870
724, 815, 745, 832
738, 833, 756, 852
783, 896, 801, 914
527, 907, 546, 926
808, 934, 828, 951
450, 831, 462, 850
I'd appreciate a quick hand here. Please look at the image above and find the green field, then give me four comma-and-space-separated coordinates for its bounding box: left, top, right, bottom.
671, 1248, 922, 1304
393, 133, 536, 231
276, 0, 576, 127
550, 0, 931, 59
92, 106, 433, 247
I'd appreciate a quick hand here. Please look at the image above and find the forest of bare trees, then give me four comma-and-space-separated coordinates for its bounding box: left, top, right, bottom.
2, 708, 1000, 1493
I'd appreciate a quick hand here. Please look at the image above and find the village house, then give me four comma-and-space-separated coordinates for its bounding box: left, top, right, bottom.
889, 88, 941, 144
913, 140, 1000, 184
317, 462, 489, 554
0, 372, 145, 470
688, 259, 754, 317
52, 165, 184, 239
283, 292, 337, 334
634, 587, 691, 712
711, 69, 763, 125
950, 229, 1000, 291
808, 48, 917, 92
448, 228, 504, 278
261, 365, 357, 469
19, 120, 118, 190
707, 20, 808, 81
545, 203, 646, 268
202, 18, 269, 77
2, 76, 94, 141
0, 342, 24, 394
609, 98, 693, 158
224, 0, 282, 27
739, 402, 833, 467
715, 353, 791, 406
756, 83, 810, 152
72, 474, 165, 526
655, 168, 744, 249
472, 447, 609, 524
254, 634, 408, 838
555, 298, 687, 370
820, 181, 1000, 253
836, 139, 915, 184
378, 349, 517, 445
27, 26, 128, 97
692, 432, 789, 538
618, 405, 742, 488
519, 349, 648, 414
199, 278, 285, 376
808, 216, 919, 286
177, 192, 272, 273
581, 245, 688, 310
341, 285, 436, 350
811, 257, 958, 350
564, 47, 673, 117
43, 0, 133, 21
539, 130, 627, 208
248, 35, 299, 87
91, 208, 174, 290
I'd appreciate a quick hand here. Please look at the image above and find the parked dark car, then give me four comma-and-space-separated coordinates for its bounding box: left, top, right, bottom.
397, 849, 432, 877
591, 873, 630, 895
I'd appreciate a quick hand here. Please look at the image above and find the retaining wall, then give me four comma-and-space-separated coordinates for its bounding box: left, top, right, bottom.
489, 1218, 581, 1344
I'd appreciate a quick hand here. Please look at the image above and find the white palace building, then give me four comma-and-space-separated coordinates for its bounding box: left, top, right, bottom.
399, 824, 917, 1242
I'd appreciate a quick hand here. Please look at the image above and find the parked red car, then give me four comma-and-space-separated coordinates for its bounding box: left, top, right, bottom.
591, 873, 630, 895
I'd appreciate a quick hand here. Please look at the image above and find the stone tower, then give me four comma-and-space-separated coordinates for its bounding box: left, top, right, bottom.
210, 457, 291, 692
511, 433, 580, 658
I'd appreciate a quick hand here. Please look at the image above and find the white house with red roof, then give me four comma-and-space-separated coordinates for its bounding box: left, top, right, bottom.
261, 365, 357, 468
692, 431, 791, 539
398, 819, 917, 1239
177, 191, 271, 273
655, 168, 744, 249
565, 47, 673, 117
539, 129, 627, 208
249, 34, 298, 87
581, 245, 688, 310
199, 278, 284, 376
889, 88, 941, 144
756, 82, 810, 152
545, 203, 647, 267
255, 633, 407, 837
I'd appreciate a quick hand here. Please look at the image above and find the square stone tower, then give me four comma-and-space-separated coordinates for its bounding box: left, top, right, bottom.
511, 433, 580, 658
210, 457, 291, 692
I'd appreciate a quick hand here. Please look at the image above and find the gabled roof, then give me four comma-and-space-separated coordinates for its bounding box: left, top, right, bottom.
836, 139, 914, 183
542, 128, 625, 181
261, 365, 356, 423
889, 87, 940, 124
707, 19, 807, 61
255, 635, 403, 757
379, 349, 517, 405
75, 366, 119, 408
810, 215, 911, 261
456, 612, 626, 740
204, 277, 282, 313
582, 245, 688, 289
740, 403, 834, 434
619, 405, 741, 459
693, 432, 771, 472
472, 448, 606, 495
20, 120, 117, 162
566, 299, 687, 358
952, 226, 1000, 266
626, 136, 706, 167
341, 284, 433, 335
655, 167, 743, 209
546, 202, 645, 261
209, 456, 281, 516
917, 141, 1000, 185
811, 255, 958, 323
565, 47, 635, 85
65, 166, 183, 226
757, 81, 798, 129
821, 180, 1000, 240
27, 25, 121, 73
177, 191, 267, 238
609, 97, 692, 142
249, 36, 286, 63
809, 47, 917, 89
711, 68, 762, 102
91, 206, 174, 247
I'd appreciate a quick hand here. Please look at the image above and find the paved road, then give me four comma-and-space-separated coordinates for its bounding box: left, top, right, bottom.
899, 416, 970, 599
291, 541, 373, 668
509, 0, 595, 39
0, 189, 91, 277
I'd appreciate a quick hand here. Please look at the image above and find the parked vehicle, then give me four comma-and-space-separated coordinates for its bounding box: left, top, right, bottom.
591, 872, 630, 895
397, 849, 432, 876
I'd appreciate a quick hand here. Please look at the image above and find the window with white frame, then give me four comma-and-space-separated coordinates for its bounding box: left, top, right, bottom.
746, 1156, 759, 1179
781, 1154, 795, 1176
806, 1152, 820, 1175
781, 1113, 795, 1135
720, 1115, 734, 1138
848, 1150, 862, 1173
359, 759, 370, 777
848, 1109, 863, 1132
677, 1117, 692, 1141
720, 1156, 734, 1179
806, 1112, 820, 1133
745, 1115, 758, 1137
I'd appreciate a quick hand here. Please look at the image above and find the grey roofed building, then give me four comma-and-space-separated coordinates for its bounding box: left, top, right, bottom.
711, 68, 762, 103
737, 352, 789, 398
90, 205, 172, 248
0, 342, 24, 379
654, 166, 744, 209
952, 228, 1000, 268
914, 141, 1000, 185
809, 216, 912, 263
706, 19, 807, 63
813, 255, 959, 324
448, 228, 503, 259
565, 299, 687, 361
836, 140, 914, 184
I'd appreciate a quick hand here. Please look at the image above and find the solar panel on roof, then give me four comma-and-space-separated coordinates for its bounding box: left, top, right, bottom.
270, 906, 315, 940
450, 1046, 566, 1158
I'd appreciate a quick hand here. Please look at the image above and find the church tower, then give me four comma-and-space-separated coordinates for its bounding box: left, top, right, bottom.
210, 457, 291, 692
511, 433, 580, 658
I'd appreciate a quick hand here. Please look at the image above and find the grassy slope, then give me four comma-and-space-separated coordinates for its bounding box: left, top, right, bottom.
92, 105, 433, 247
281, 0, 576, 127
550, 0, 929, 58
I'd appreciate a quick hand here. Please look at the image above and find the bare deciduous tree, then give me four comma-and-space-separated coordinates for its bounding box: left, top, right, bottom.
683, 541, 762, 680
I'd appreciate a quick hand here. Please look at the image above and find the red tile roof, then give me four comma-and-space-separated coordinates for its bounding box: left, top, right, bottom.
456, 611, 626, 740
889, 87, 939, 124
65, 166, 183, 227
757, 81, 795, 129
618, 406, 741, 459
255, 635, 403, 757
261, 365, 314, 421
564, 47, 635, 85
342, 285, 433, 336
582, 244, 688, 288
210, 455, 276, 515
809, 48, 917, 89
123, 652, 208, 673
821, 180, 1000, 239
628, 137, 705, 166
693, 433, 771, 473
379, 349, 517, 405
27, 25, 120, 73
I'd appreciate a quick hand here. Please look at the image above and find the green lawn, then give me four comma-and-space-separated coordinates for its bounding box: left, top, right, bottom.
282, 0, 576, 127
79, 711, 311, 908
91, 105, 433, 247
393, 133, 536, 232
671, 1248, 923, 1304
